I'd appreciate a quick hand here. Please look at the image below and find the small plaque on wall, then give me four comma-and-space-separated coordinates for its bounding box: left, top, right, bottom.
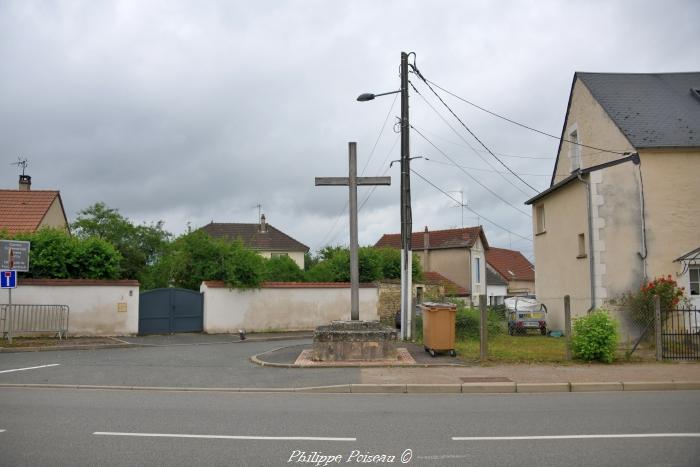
117, 302, 128, 313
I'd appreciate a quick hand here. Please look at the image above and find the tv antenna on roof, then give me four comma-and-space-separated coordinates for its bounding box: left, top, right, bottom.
11, 157, 28, 175
254, 203, 263, 222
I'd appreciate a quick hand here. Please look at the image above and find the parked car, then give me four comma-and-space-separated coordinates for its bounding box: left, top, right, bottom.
505, 296, 547, 335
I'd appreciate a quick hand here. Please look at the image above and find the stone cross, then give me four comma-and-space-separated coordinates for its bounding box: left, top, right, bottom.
315, 142, 391, 320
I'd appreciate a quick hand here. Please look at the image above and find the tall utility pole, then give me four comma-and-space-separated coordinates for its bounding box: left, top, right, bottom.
399, 51, 414, 340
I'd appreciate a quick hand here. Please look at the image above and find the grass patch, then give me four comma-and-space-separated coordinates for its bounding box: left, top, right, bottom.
455, 334, 568, 363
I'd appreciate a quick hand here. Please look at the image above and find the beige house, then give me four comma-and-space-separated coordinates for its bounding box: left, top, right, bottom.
200, 214, 309, 268
0, 175, 69, 234
375, 226, 489, 304
526, 72, 700, 330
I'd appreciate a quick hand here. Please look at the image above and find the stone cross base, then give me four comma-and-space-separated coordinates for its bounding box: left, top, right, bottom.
312, 320, 398, 361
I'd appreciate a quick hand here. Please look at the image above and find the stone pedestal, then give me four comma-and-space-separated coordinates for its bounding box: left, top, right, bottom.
312, 320, 398, 361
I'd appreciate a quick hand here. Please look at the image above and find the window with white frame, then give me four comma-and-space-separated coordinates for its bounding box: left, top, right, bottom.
690, 267, 699, 296
536, 204, 546, 234
569, 129, 581, 172
474, 257, 481, 284
271, 252, 289, 259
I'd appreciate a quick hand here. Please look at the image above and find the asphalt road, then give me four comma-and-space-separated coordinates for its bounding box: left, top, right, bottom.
1, 388, 699, 466
0, 338, 361, 388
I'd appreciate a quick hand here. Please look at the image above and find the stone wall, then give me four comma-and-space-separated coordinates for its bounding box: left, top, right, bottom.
377, 280, 445, 325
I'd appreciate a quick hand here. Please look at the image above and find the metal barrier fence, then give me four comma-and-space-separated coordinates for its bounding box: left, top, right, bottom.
662, 307, 700, 360
0, 304, 70, 343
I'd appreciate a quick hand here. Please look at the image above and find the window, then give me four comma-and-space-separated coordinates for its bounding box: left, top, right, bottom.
474, 257, 481, 284
577, 233, 586, 258
569, 129, 581, 172
690, 267, 699, 296
536, 204, 546, 234
271, 252, 289, 259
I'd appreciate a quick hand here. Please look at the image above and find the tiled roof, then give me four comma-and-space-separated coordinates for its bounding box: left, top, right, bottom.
0, 190, 62, 234
203, 281, 375, 288
486, 266, 508, 286
577, 72, 700, 148
486, 247, 535, 282
422, 271, 468, 296
19, 278, 140, 287
374, 226, 488, 251
200, 222, 309, 252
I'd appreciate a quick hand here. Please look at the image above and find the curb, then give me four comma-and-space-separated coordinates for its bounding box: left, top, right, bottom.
0, 333, 314, 353
250, 347, 471, 369
1, 381, 698, 394
0, 343, 142, 353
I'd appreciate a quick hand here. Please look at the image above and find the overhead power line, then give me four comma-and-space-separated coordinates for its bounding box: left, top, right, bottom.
409, 80, 533, 198
423, 157, 550, 177
410, 66, 539, 193
411, 124, 532, 218
421, 77, 629, 156
411, 168, 533, 243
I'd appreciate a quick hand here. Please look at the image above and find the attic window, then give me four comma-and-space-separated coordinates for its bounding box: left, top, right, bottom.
692, 88, 700, 102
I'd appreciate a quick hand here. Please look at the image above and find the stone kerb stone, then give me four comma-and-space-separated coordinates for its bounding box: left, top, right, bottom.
312, 320, 398, 361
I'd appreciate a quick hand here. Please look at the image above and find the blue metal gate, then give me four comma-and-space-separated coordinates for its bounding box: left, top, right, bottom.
139, 288, 203, 334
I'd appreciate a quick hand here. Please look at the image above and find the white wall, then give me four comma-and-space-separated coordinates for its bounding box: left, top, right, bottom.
201, 282, 379, 333
8, 279, 139, 336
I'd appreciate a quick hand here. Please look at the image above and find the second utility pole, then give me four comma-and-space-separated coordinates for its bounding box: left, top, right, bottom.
400, 51, 414, 340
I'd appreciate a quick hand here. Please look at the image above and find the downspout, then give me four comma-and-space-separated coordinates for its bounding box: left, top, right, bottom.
633, 154, 647, 281
577, 173, 596, 313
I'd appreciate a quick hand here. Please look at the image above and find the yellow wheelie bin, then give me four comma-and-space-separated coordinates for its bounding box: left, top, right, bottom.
421, 302, 457, 357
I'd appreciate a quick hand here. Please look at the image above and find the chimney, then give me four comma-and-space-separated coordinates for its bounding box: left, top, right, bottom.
18, 174, 31, 191
259, 213, 267, 233
423, 226, 430, 271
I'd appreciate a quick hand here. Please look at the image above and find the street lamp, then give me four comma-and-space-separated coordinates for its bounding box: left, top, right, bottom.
358, 51, 414, 340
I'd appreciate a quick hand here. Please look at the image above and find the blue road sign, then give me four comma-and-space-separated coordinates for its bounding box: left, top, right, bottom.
1, 270, 17, 288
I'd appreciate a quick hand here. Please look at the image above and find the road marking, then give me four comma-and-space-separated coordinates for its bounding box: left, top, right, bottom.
0, 364, 60, 374
0, 429, 6, 433
453, 433, 700, 441
93, 432, 356, 442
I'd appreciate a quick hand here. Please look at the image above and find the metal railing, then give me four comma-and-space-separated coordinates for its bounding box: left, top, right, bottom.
0, 304, 70, 343
662, 307, 700, 360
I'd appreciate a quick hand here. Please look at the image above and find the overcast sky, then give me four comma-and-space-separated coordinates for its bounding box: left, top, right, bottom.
1, 0, 698, 260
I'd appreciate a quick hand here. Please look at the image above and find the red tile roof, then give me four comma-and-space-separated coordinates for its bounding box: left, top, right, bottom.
486, 247, 535, 282
203, 281, 376, 289
422, 271, 468, 296
0, 190, 65, 234
374, 226, 488, 251
18, 278, 140, 287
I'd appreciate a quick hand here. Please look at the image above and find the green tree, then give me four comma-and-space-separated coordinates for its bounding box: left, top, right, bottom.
305, 246, 422, 282
12, 228, 120, 279
72, 202, 171, 282
264, 256, 305, 282
154, 230, 263, 290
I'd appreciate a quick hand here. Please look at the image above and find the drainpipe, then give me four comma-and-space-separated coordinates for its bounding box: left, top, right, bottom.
577, 173, 596, 313
633, 155, 647, 281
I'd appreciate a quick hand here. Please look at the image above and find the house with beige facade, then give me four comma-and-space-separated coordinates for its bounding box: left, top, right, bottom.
526, 72, 700, 330
200, 214, 309, 268
375, 226, 488, 304
0, 175, 69, 234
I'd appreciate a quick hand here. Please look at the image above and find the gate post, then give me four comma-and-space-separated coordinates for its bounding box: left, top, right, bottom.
564, 295, 572, 360
654, 295, 662, 361
479, 295, 488, 362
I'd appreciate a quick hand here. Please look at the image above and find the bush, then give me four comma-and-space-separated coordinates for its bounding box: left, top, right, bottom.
12, 228, 121, 280
263, 255, 304, 282
571, 310, 618, 363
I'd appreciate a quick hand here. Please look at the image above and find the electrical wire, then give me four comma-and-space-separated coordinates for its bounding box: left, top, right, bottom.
410, 67, 540, 193
421, 77, 629, 156
411, 168, 533, 243
409, 80, 533, 198
361, 92, 398, 176
423, 157, 550, 177
411, 124, 532, 218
